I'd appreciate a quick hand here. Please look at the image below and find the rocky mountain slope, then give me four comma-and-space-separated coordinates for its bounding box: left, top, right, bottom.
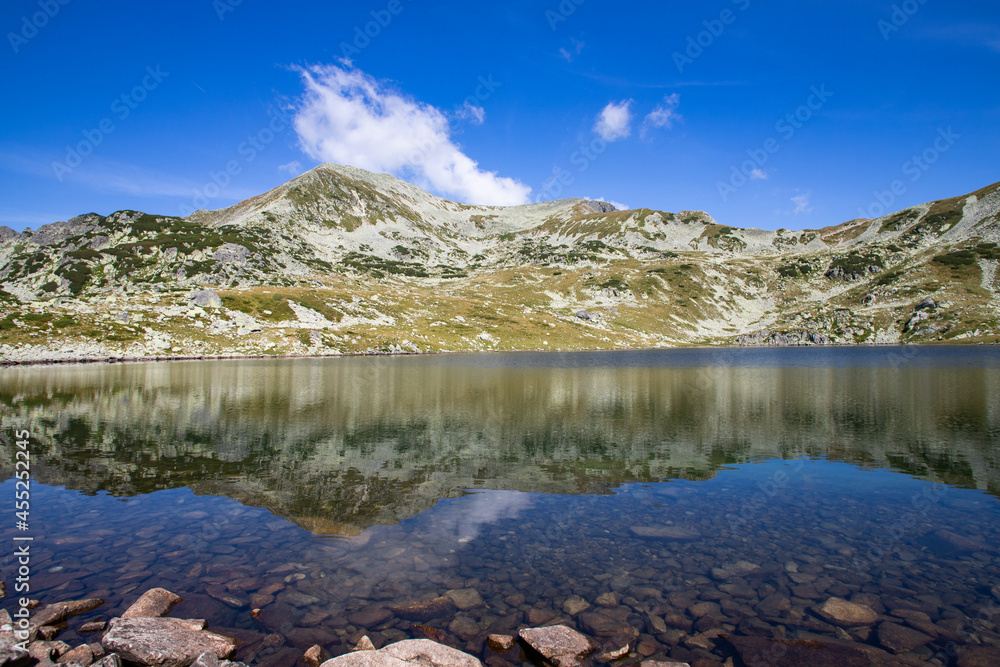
1, 164, 998, 362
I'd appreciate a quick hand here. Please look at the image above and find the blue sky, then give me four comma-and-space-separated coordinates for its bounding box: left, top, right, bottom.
2, 0, 998, 232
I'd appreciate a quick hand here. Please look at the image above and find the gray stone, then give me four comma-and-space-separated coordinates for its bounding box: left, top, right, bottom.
518, 626, 595, 667
188, 289, 223, 309
812, 597, 879, 627
575, 310, 593, 321
101, 617, 237, 667
122, 589, 183, 619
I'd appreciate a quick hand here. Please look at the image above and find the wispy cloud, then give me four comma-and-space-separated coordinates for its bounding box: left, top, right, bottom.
292, 63, 531, 206
0, 152, 209, 199
593, 100, 634, 142
455, 101, 485, 126
278, 160, 303, 176
914, 22, 1000, 51
750, 169, 768, 180
791, 191, 813, 215
559, 38, 586, 63
641, 93, 681, 137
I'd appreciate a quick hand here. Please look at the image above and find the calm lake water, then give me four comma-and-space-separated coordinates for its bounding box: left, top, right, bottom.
1, 347, 999, 666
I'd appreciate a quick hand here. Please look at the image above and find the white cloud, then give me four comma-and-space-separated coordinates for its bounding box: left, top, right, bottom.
791, 191, 813, 215
278, 161, 303, 175
292, 64, 531, 206
593, 100, 634, 142
750, 168, 768, 180
455, 101, 485, 126
642, 94, 681, 136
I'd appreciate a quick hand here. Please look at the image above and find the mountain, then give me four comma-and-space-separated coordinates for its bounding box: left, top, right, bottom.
1, 163, 998, 362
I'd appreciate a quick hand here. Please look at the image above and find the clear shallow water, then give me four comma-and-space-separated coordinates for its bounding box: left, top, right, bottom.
1, 347, 999, 666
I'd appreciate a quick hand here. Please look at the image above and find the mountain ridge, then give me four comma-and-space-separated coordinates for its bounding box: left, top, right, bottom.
1, 164, 998, 362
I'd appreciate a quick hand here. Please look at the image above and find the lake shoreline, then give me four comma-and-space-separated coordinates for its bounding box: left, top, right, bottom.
1, 340, 994, 368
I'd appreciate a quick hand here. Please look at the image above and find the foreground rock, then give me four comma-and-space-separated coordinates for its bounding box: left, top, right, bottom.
518, 625, 595, 667
320, 639, 482, 667
101, 617, 237, 667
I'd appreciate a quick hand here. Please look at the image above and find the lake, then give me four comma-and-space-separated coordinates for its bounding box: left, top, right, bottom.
1, 347, 999, 666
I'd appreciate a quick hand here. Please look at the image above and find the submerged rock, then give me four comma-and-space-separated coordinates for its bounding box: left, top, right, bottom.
388, 597, 456, 622
32, 599, 106, 628
876, 622, 932, 654
629, 525, 699, 540
727, 636, 870, 667
444, 589, 483, 611
121, 589, 183, 619
812, 597, 879, 627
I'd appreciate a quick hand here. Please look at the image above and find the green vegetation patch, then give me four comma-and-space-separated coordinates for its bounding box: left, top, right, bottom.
222, 293, 297, 322
776, 259, 815, 278
933, 250, 976, 267
341, 252, 430, 278
825, 252, 884, 278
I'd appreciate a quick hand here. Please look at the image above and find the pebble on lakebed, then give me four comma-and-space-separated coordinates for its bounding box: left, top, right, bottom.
0, 580, 991, 667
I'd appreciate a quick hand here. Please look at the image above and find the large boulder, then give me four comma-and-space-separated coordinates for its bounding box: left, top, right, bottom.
320, 639, 482, 667
188, 289, 223, 309
101, 617, 236, 667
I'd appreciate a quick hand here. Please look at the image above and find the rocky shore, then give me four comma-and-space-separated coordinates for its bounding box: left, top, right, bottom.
4, 584, 998, 667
